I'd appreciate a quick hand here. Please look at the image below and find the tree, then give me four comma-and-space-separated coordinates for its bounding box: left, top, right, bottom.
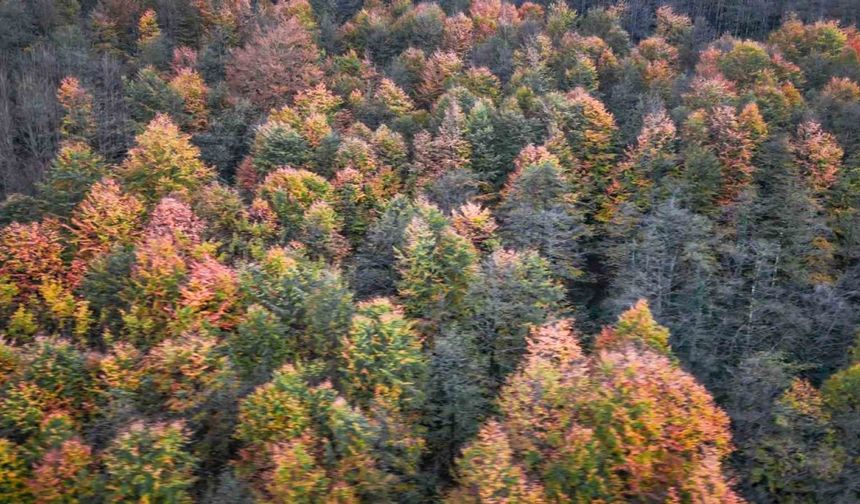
70, 179, 144, 264
601, 198, 716, 369
169, 67, 209, 131
0, 439, 30, 503
453, 313, 743, 503
431, 100, 471, 176
749, 378, 846, 501
102, 421, 198, 503
118, 114, 214, 203
136, 9, 169, 68
446, 420, 547, 504
250, 119, 312, 176
600, 108, 677, 221
469, 249, 565, 386
27, 438, 97, 502
56, 76, 95, 143
256, 167, 333, 236
299, 200, 350, 263
124, 66, 186, 128
791, 120, 844, 193
0, 337, 96, 434
451, 201, 498, 251
39, 142, 106, 216
239, 247, 354, 363
498, 161, 589, 281
417, 51, 462, 105
545, 88, 618, 192
228, 304, 291, 383
338, 297, 426, 410
140, 330, 235, 413
120, 234, 188, 348
395, 202, 477, 329
682, 104, 767, 205
226, 17, 322, 110
233, 364, 395, 501
350, 196, 418, 297
175, 256, 241, 333
466, 100, 505, 185
0, 220, 64, 298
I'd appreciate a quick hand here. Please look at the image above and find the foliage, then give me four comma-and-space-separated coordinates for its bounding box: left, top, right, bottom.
4, 4, 860, 503
118, 114, 215, 203
226, 17, 322, 110
102, 421, 198, 503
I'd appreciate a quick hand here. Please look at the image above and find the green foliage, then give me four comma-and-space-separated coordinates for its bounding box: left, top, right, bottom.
0, 439, 31, 503
499, 161, 589, 280
257, 168, 334, 236
240, 247, 354, 362
396, 202, 478, 328
0, 337, 96, 435
251, 120, 312, 176
228, 304, 291, 382
339, 297, 426, 409
102, 421, 198, 503
118, 114, 215, 203
4, 4, 860, 503
469, 249, 566, 385
125, 66, 186, 127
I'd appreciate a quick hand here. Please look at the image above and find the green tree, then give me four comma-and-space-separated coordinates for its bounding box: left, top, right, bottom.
338, 297, 426, 410
395, 201, 477, 329
498, 161, 589, 281
103, 421, 198, 503
39, 142, 106, 216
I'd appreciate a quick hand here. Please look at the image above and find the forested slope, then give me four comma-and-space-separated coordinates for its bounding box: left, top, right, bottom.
0, 0, 859, 502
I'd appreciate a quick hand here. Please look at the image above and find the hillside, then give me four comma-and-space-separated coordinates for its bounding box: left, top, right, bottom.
0, 1, 859, 502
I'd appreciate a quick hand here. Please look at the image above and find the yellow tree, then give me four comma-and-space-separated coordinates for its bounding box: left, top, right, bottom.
118, 114, 214, 203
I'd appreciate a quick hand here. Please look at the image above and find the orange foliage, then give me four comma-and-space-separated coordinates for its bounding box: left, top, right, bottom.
56, 76, 95, 141
417, 51, 463, 105
179, 256, 240, 330
169, 67, 209, 131
462, 314, 743, 502
791, 121, 844, 193
70, 179, 144, 262
226, 17, 322, 109
28, 438, 95, 502
0, 221, 65, 297
144, 197, 205, 249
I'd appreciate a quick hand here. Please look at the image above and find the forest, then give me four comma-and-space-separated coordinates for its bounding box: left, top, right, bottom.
1, 0, 860, 502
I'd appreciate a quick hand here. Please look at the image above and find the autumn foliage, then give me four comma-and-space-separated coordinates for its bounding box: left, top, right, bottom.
2, 3, 860, 503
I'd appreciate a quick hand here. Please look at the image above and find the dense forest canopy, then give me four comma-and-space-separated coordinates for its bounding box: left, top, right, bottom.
1, 0, 860, 502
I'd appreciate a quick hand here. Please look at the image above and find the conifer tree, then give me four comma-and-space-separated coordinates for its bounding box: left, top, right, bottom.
251, 119, 312, 176
469, 249, 565, 386
338, 298, 426, 410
